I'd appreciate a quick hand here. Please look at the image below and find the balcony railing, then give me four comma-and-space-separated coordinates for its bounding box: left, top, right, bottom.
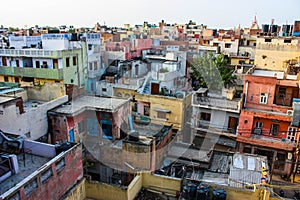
0, 66, 64, 80
196, 120, 237, 135
193, 96, 241, 111
0, 49, 63, 58
237, 129, 297, 150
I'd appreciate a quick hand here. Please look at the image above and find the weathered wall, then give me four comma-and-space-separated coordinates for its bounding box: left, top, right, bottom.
26, 82, 66, 101
63, 178, 86, 200
135, 94, 187, 130
85, 181, 128, 200
141, 172, 181, 195
0, 95, 68, 140
255, 37, 300, 70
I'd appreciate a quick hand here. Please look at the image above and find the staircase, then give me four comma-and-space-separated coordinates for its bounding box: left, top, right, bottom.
139, 72, 152, 94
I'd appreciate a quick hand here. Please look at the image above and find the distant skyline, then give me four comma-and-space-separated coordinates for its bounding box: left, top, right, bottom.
1, 0, 299, 29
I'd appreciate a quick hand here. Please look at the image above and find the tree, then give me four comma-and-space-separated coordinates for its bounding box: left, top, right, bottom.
190, 52, 236, 91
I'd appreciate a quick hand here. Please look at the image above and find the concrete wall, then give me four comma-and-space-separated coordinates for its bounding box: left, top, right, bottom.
26, 82, 66, 101
74, 171, 273, 200
63, 179, 86, 200
141, 172, 181, 195
0, 95, 68, 140
255, 37, 300, 70
86, 181, 128, 200
135, 93, 190, 130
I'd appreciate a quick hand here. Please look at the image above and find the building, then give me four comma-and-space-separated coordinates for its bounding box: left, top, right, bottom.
48, 95, 131, 143
254, 36, 300, 71
191, 88, 243, 151
237, 70, 299, 177
0, 82, 68, 140
0, 131, 83, 200
0, 33, 103, 93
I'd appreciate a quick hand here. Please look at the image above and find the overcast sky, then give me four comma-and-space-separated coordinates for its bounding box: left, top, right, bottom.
1, 0, 299, 29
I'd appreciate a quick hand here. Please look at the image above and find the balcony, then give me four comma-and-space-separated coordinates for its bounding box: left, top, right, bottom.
0, 49, 62, 58
195, 120, 237, 137
237, 130, 296, 151
192, 96, 241, 112
0, 66, 64, 80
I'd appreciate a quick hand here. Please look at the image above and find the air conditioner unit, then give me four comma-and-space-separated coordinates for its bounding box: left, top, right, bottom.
287, 110, 293, 116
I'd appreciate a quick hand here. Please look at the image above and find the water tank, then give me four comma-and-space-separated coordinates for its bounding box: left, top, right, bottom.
196, 184, 209, 200
262, 24, 269, 33
213, 188, 227, 200
182, 182, 197, 200
271, 25, 278, 33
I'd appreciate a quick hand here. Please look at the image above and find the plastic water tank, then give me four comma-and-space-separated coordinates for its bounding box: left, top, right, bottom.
196, 184, 209, 200
213, 188, 227, 200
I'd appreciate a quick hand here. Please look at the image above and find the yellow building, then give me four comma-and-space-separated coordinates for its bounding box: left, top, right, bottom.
66, 172, 275, 200
255, 37, 300, 71
134, 93, 192, 131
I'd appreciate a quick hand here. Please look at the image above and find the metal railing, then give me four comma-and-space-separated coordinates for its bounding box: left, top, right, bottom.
0, 49, 62, 57
193, 96, 241, 111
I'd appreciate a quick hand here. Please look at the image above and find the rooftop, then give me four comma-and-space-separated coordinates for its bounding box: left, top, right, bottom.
0, 153, 51, 195
51, 95, 129, 115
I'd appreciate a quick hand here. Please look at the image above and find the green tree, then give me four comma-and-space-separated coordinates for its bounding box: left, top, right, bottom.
190, 52, 236, 91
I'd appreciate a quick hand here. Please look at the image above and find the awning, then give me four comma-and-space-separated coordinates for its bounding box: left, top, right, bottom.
153, 107, 171, 113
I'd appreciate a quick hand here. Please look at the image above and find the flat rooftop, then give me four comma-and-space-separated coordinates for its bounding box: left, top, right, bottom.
0, 96, 15, 104
0, 152, 51, 195
23, 99, 47, 112
52, 95, 129, 115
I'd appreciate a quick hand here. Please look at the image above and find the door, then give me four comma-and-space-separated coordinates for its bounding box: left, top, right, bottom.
228, 116, 238, 133
151, 82, 160, 95
69, 129, 75, 142
2, 57, 7, 66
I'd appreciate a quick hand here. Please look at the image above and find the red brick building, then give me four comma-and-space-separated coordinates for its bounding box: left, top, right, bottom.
237, 72, 299, 176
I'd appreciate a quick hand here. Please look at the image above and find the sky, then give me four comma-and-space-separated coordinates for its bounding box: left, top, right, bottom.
1, 0, 299, 29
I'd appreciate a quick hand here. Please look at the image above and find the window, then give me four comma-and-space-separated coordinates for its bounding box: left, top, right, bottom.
73, 56, 77, 66
213, 43, 218, 47
265, 38, 272, 42
24, 178, 38, 197
55, 157, 66, 172
157, 111, 166, 119
89, 63, 93, 70
88, 44, 92, 50
4, 76, 8, 82
255, 121, 263, 128
144, 105, 150, 116
270, 124, 279, 136
253, 121, 263, 134
78, 121, 84, 133
94, 61, 98, 70
87, 118, 98, 137
41, 167, 53, 183
101, 120, 112, 139
284, 39, 291, 43
287, 127, 297, 142
102, 88, 107, 92
66, 57, 70, 67
42, 61, 48, 68
260, 93, 268, 104
225, 43, 231, 48
36, 61, 40, 68
278, 88, 286, 98
200, 112, 211, 121
14, 77, 19, 83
